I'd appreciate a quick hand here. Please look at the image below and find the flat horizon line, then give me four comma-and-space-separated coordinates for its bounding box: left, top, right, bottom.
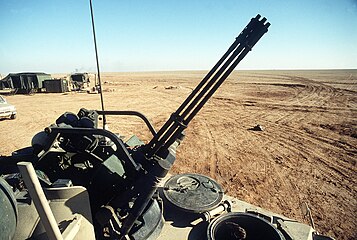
1, 68, 356, 77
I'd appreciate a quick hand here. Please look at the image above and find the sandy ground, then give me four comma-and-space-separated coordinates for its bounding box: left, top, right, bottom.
1, 70, 356, 239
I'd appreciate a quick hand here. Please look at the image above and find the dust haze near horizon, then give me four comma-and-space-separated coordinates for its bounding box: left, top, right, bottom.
0, 0, 356, 75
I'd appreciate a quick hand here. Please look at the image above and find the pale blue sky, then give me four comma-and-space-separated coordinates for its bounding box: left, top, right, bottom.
0, 0, 356, 74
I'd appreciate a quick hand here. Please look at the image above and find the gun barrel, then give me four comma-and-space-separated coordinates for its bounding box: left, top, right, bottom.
146, 14, 270, 157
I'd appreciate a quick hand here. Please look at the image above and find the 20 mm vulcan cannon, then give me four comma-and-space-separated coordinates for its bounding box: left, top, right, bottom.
111, 14, 271, 238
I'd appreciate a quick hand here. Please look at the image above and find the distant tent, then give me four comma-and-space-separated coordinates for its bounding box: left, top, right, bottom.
0, 72, 52, 94
0, 77, 14, 89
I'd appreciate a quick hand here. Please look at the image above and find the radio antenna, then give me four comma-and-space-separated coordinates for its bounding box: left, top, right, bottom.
89, 0, 106, 128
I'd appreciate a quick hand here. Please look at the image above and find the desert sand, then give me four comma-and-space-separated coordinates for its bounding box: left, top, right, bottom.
1, 70, 356, 239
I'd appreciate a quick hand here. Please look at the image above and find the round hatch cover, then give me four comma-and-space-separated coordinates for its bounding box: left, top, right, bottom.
163, 173, 224, 213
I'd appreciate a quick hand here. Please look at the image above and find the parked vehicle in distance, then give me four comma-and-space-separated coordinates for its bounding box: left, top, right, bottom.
0, 95, 16, 120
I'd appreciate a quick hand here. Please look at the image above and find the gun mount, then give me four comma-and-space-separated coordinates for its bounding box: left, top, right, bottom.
0, 15, 334, 240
